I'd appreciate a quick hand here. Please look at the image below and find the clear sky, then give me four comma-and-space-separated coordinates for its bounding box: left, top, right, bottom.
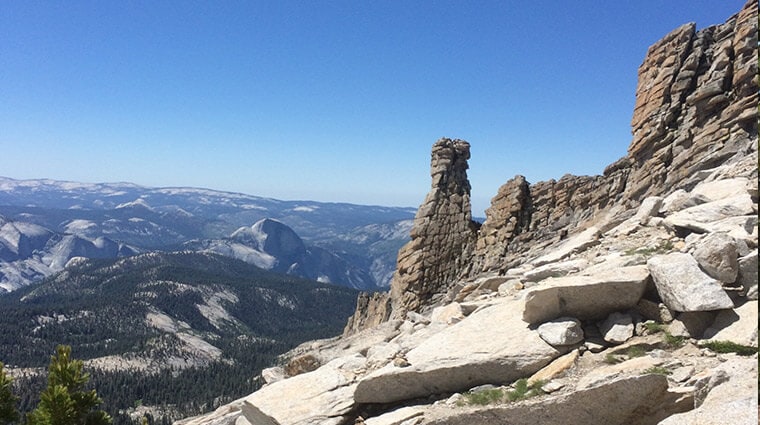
1, 1, 746, 214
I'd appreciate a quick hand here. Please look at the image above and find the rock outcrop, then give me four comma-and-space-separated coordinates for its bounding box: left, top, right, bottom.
387, 138, 479, 319
468, 0, 758, 279
348, 0, 757, 336
182, 2, 758, 425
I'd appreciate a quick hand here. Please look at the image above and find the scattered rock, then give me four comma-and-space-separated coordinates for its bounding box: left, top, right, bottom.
691, 178, 750, 202
364, 406, 425, 425
735, 250, 758, 299
424, 374, 673, 425
703, 300, 758, 347
537, 317, 584, 346
497, 279, 522, 296
660, 189, 700, 215
527, 349, 580, 384
366, 342, 402, 369
635, 196, 664, 225
636, 298, 675, 323
692, 232, 738, 283
476, 276, 509, 292
647, 253, 734, 312
530, 227, 601, 267
283, 353, 321, 377
669, 366, 695, 383
242, 354, 365, 425
522, 265, 649, 324
430, 303, 465, 324
354, 300, 560, 404
261, 366, 285, 385
659, 357, 758, 425
599, 312, 634, 344
584, 339, 607, 353
663, 195, 756, 234
406, 311, 430, 325
523, 258, 588, 282
392, 354, 411, 368
577, 355, 664, 390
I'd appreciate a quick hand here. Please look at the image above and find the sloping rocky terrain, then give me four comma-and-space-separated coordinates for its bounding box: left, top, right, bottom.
179, 2, 758, 424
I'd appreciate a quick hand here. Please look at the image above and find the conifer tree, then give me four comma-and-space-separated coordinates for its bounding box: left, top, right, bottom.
27, 346, 111, 425
0, 362, 19, 425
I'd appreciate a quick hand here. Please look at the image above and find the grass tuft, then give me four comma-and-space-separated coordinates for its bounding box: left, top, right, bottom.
624, 240, 674, 257
604, 353, 624, 364
643, 321, 666, 333
462, 388, 504, 405
663, 332, 686, 348
506, 379, 545, 402
460, 379, 546, 406
642, 366, 671, 376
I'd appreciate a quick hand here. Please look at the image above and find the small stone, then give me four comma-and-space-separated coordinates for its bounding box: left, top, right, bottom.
599, 312, 635, 344
647, 253, 734, 312
261, 366, 285, 385
406, 311, 430, 325
542, 380, 566, 393
469, 384, 497, 393
736, 250, 758, 300
670, 366, 695, 383
584, 339, 607, 353
393, 355, 411, 368
692, 232, 738, 283
445, 393, 463, 405
537, 317, 584, 346
430, 302, 465, 324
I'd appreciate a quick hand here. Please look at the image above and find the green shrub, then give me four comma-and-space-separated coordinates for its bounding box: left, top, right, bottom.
627, 346, 647, 358
460, 379, 546, 406
642, 366, 671, 376
701, 340, 758, 356
506, 379, 544, 402
643, 322, 666, 333
663, 332, 685, 348
27, 345, 111, 425
462, 388, 504, 406
624, 240, 674, 257
604, 353, 623, 364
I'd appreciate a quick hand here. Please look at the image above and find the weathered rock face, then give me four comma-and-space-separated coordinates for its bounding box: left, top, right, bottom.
468, 0, 758, 278
628, 1, 758, 200
388, 138, 479, 319
343, 291, 391, 335
348, 0, 758, 319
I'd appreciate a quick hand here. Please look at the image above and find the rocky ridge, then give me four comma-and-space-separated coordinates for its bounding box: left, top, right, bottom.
345, 0, 758, 328
180, 2, 758, 424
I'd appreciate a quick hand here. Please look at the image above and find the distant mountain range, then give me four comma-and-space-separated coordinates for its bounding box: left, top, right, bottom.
0, 176, 415, 292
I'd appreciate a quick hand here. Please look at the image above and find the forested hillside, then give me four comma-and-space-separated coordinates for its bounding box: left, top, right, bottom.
0, 252, 359, 423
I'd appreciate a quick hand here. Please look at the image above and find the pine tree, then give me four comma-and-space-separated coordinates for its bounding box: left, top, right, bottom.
0, 362, 19, 425
27, 346, 111, 425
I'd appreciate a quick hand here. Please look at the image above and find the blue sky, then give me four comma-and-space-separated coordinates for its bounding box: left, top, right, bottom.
1, 1, 745, 214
